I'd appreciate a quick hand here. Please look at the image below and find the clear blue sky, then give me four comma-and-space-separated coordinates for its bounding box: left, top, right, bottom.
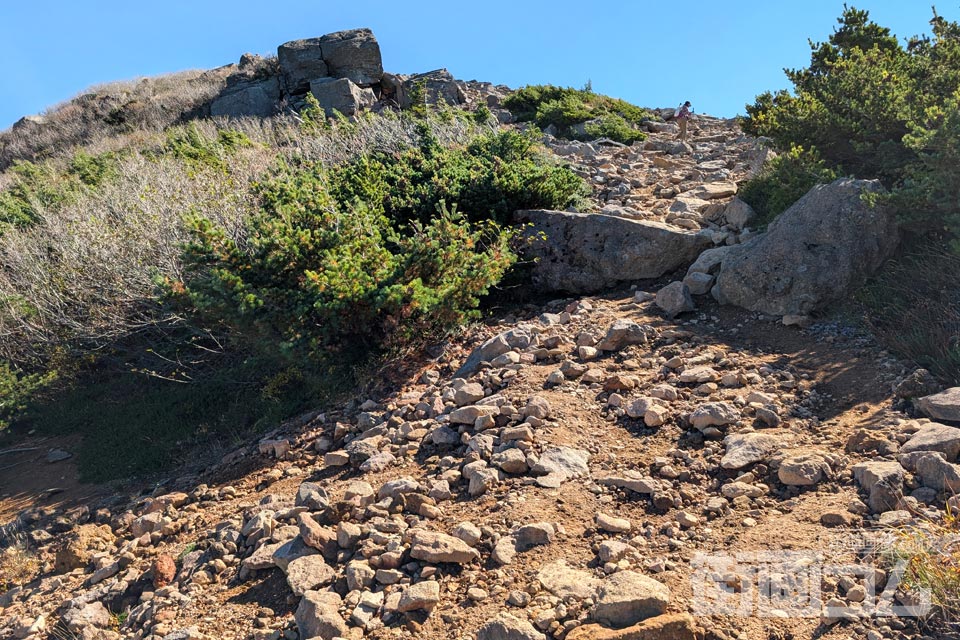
0, 1, 955, 130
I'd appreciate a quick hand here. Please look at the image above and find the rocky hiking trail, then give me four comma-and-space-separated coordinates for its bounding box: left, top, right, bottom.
3, 112, 959, 640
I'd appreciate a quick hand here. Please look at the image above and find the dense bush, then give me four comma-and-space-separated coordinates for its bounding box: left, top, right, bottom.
503, 85, 650, 145
891, 91, 960, 252
738, 145, 837, 226
165, 123, 254, 171
0, 91, 587, 475
180, 127, 584, 366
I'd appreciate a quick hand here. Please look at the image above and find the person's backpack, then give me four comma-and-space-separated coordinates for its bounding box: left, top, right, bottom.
674, 103, 682, 118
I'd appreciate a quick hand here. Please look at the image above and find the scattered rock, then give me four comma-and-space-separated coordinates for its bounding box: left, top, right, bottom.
477, 613, 546, 640
537, 560, 601, 600
778, 453, 833, 486
295, 590, 348, 640
531, 446, 590, 488
720, 433, 780, 470
397, 580, 441, 612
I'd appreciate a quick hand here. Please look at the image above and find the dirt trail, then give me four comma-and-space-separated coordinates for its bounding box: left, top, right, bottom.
0, 120, 947, 640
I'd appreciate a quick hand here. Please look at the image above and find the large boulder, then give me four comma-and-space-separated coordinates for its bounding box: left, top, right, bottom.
210, 77, 281, 118
517, 210, 713, 294
714, 179, 898, 315
277, 38, 328, 94
319, 28, 383, 87
310, 78, 376, 117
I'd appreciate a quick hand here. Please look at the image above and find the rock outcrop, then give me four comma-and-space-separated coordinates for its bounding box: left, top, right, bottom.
714, 179, 899, 316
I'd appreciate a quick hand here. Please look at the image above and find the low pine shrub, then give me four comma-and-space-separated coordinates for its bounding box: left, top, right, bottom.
165, 123, 253, 171
327, 128, 588, 225
0, 361, 55, 430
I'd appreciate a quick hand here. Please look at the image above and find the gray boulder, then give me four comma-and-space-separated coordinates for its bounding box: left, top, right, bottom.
852, 461, 904, 513
715, 179, 898, 315
278, 38, 328, 94
900, 422, 960, 461
319, 28, 383, 86
211, 77, 281, 118
517, 210, 713, 294
687, 245, 733, 276
310, 78, 376, 117
914, 452, 960, 492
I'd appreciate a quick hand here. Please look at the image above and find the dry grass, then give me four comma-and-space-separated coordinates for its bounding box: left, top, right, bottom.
0, 67, 232, 170
0, 527, 39, 593
879, 503, 960, 623
859, 245, 960, 385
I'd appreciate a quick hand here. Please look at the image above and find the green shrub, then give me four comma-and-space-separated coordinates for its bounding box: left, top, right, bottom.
738, 145, 837, 226
180, 126, 585, 370
0, 161, 76, 229
503, 84, 649, 144
183, 191, 516, 363
68, 150, 120, 187
891, 91, 960, 250
742, 7, 923, 182
742, 7, 960, 227
535, 94, 593, 127
582, 113, 648, 145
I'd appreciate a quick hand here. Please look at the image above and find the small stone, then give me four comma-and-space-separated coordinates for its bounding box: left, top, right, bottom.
467, 587, 489, 602
720, 433, 779, 469
690, 402, 740, 432
477, 613, 546, 640
286, 555, 336, 596
656, 281, 695, 318
409, 530, 480, 564
596, 512, 631, 534
451, 522, 482, 547
592, 571, 670, 628
778, 453, 832, 486
152, 555, 177, 588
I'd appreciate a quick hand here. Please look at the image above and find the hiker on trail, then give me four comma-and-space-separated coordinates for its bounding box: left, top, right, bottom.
675, 101, 693, 143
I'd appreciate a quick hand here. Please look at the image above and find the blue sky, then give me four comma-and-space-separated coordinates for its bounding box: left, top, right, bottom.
0, 1, 955, 130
